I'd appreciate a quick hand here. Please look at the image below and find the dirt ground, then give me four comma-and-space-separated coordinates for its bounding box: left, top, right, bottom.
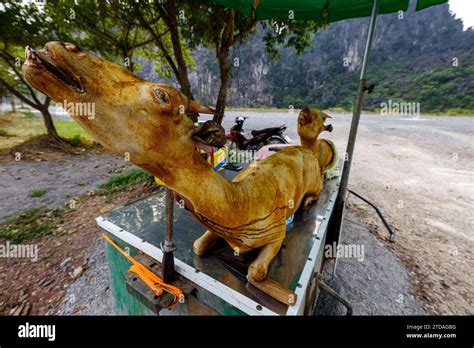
0, 181, 158, 315
0, 153, 131, 223
315, 207, 424, 315
340, 117, 473, 315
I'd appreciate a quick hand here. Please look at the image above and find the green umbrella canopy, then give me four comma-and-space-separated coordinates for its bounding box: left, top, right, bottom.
210, 0, 447, 22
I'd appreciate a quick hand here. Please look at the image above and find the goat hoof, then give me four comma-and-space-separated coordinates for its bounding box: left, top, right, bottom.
248, 261, 268, 282
193, 240, 207, 256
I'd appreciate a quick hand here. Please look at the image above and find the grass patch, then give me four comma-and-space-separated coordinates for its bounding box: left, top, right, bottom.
65, 134, 94, 148
55, 120, 93, 142
0, 208, 61, 243
0, 128, 12, 136
67, 134, 85, 147
429, 108, 474, 116
16, 110, 36, 119
0, 112, 94, 150
326, 107, 351, 113
28, 188, 47, 198
226, 106, 290, 113
99, 168, 152, 193
97, 167, 153, 202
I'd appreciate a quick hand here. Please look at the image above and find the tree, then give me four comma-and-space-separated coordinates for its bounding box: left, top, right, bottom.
184, 2, 325, 123
2, 0, 325, 136
180, 3, 258, 123
0, 83, 5, 110
131, 0, 195, 99
47, 0, 324, 125
133, 0, 324, 124
0, 1, 60, 140
131, 0, 259, 122
45, 0, 154, 73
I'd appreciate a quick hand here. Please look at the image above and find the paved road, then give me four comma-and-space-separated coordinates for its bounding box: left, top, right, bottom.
221, 111, 474, 147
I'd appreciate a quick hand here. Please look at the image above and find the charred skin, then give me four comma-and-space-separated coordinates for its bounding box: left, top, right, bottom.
23, 42, 332, 282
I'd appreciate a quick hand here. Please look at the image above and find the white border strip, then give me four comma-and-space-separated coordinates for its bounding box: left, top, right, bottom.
96, 217, 278, 316
285, 185, 340, 316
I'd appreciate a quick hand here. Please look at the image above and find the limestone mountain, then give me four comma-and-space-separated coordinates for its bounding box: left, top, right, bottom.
190, 2, 474, 113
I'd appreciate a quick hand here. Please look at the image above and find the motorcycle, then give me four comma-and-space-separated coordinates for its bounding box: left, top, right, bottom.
226, 116, 291, 151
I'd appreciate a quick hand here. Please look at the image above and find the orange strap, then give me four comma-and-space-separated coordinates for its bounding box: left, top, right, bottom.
102, 233, 184, 308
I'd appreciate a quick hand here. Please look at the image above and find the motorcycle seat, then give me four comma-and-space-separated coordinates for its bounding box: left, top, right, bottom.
251, 125, 286, 137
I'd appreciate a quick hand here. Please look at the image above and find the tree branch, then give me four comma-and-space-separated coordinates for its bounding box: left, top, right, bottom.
133, 30, 169, 49
155, 2, 170, 27
132, 37, 153, 49
0, 77, 38, 109
134, 6, 180, 80
232, 18, 258, 45
90, 29, 120, 47
0, 50, 41, 105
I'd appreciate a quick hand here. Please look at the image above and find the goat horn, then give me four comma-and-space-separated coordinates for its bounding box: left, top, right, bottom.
189, 100, 217, 115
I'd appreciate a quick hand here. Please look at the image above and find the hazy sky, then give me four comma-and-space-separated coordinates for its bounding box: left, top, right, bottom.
449, 0, 474, 30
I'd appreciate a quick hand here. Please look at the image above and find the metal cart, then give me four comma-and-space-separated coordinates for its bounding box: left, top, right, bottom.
97, 162, 342, 315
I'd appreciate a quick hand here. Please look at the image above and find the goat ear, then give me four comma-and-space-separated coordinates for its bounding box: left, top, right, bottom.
189, 100, 217, 115
323, 113, 332, 120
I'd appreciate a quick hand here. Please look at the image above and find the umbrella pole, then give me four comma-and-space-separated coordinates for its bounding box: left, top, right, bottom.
330, 0, 379, 243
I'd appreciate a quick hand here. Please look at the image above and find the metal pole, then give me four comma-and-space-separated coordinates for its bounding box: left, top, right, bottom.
330, 0, 379, 244
359, 0, 379, 81
340, 0, 379, 197
161, 188, 176, 283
